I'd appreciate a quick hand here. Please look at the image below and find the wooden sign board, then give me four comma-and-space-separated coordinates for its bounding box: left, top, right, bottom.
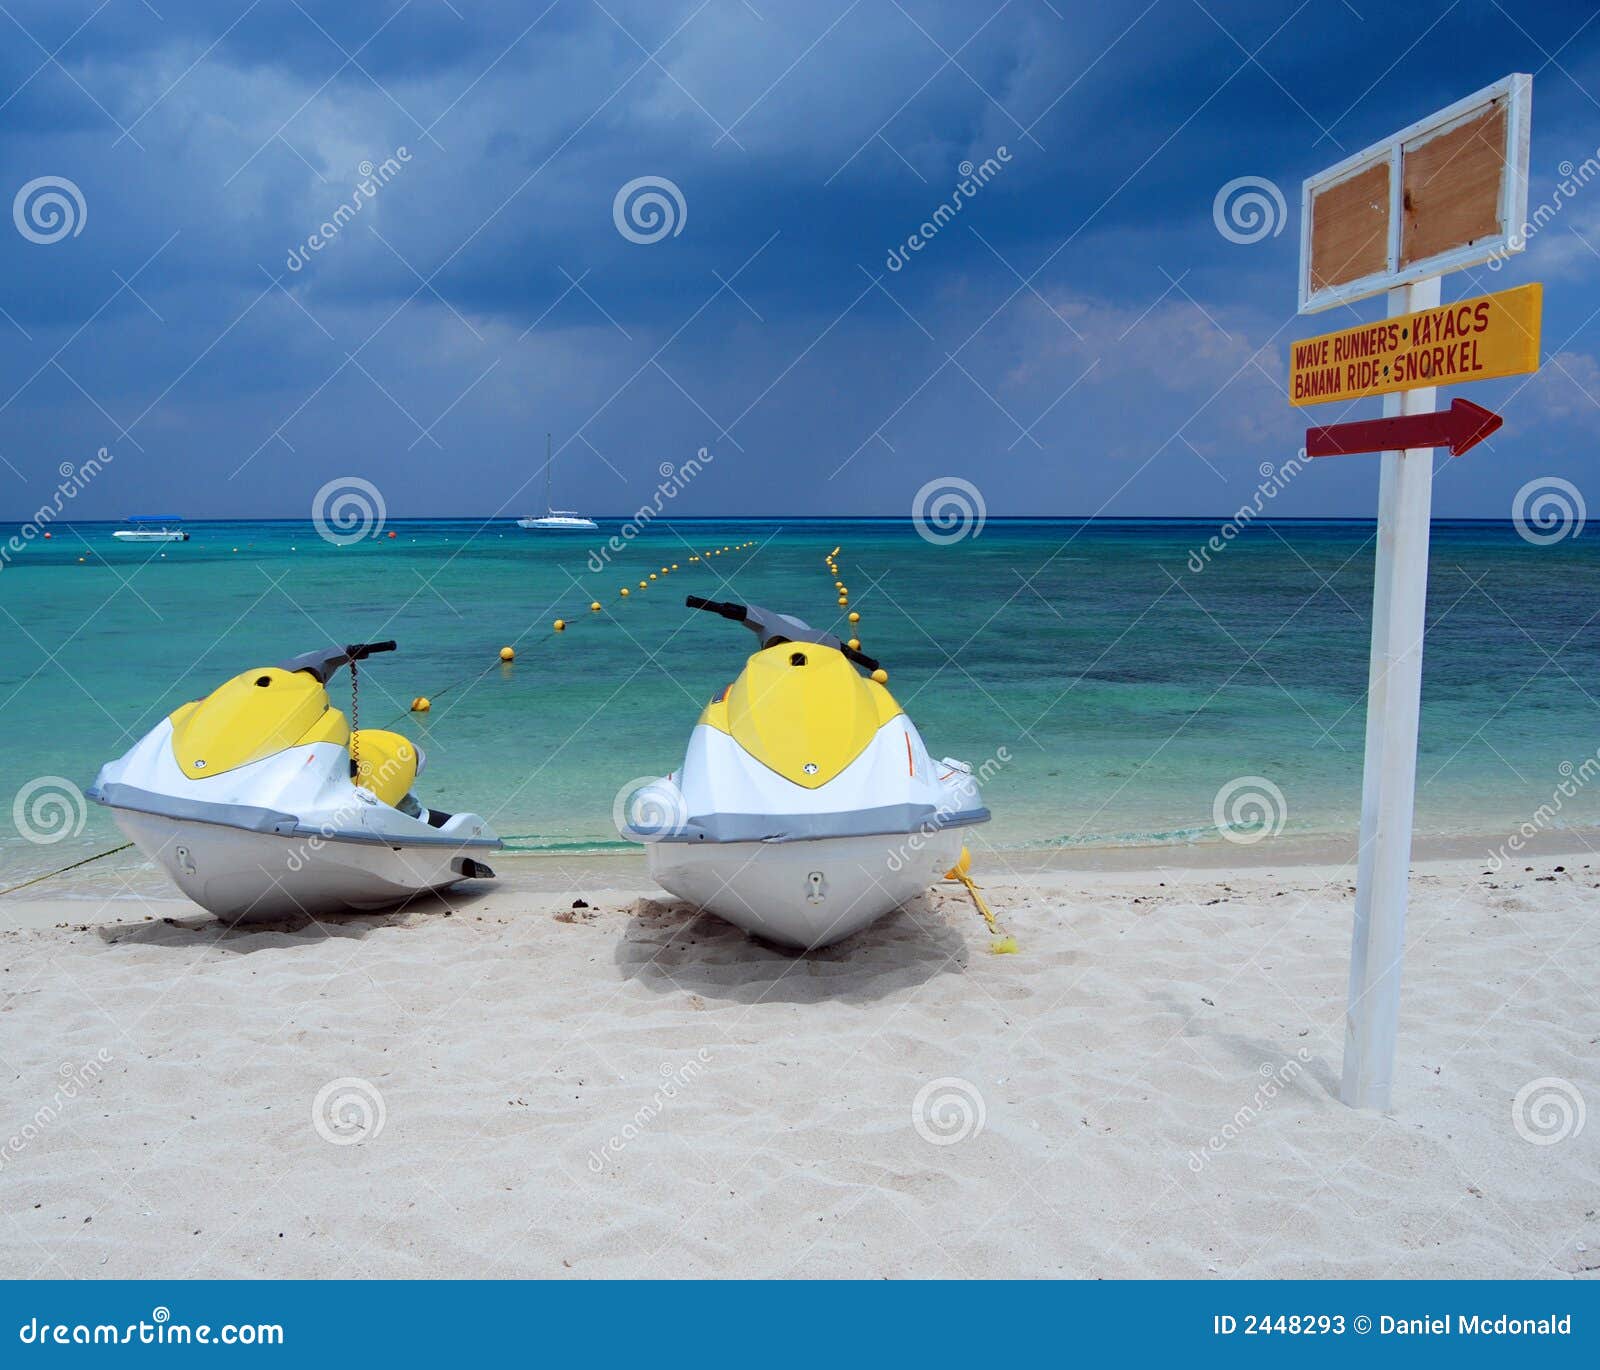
1289, 282, 1541, 405
1299, 74, 1531, 313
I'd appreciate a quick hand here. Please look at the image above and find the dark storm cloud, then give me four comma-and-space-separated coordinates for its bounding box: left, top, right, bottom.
1, 0, 1597, 522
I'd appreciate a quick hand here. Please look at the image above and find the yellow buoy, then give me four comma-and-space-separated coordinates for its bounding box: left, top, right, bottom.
871, 668, 888, 684
838, 596, 848, 606
672, 563, 679, 570
499, 646, 515, 662
649, 573, 657, 580
590, 601, 601, 612
848, 611, 860, 623
620, 588, 630, 596
553, 619, 566, 632
639, 580, 647, 588
411, 697, 431, 712
847, 637, 860, 650
660, 567, 668, 574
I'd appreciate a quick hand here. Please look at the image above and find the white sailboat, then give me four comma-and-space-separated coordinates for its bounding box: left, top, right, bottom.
517, 434, 597, 531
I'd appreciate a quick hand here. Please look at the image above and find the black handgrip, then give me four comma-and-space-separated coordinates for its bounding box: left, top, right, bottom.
684, 595, 746, 621
347, 640, 397, 660
842, 645, 881, 672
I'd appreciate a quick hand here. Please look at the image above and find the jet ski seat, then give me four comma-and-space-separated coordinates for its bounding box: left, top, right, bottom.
350, 729, 422, 808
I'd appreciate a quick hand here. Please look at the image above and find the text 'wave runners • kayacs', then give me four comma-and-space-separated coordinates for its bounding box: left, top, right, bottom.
618, 596, 991, 950
88, 641, 500, 921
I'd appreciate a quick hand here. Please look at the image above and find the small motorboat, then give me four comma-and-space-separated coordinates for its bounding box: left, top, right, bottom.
618, 596, 990, 949
89, 641, 500, 921
112, 516, 189, 542
517, 433, 597, 531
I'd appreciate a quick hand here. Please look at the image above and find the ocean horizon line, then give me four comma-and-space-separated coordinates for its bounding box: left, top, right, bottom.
3, 514, 1546, 527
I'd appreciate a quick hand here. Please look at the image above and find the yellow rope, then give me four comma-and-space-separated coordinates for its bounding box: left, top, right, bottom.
949, 870, 998, 931
944, 848, 1017, 953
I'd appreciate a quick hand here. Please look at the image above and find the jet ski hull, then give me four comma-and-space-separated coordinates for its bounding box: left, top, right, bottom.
646, 829, 965, 950
109, 808, 491, 921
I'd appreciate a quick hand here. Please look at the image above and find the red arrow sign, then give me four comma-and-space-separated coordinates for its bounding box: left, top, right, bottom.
1305, 398, 1503, 459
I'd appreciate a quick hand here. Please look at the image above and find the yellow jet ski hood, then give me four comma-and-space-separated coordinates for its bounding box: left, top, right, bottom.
699, 641, 901, 788
682, 596, 893, 787
166, 640, 398, 781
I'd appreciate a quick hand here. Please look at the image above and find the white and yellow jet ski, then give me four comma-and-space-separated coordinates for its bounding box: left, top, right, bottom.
89, 641, 500, 921
619, 596, 990, 949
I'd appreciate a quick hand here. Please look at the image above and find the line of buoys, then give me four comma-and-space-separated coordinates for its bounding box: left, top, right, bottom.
397, 536, 764, 730
827, 546, 884, 681
522, 538, 761, 651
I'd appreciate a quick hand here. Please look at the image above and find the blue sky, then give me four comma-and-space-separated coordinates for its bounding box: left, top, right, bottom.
1, 0, 1596, 521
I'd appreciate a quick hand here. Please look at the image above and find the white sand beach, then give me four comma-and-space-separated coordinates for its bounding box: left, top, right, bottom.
1, 845, 1595, 1279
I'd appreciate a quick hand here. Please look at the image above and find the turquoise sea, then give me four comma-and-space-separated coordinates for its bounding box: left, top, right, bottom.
1, 518, 1596, 884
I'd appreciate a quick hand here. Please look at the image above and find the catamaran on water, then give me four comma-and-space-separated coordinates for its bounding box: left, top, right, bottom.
112, 517, 189, 542
517, 434, 596, 531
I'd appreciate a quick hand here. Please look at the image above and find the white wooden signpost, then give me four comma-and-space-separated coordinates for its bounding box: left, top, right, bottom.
1290, 74, 1539, 1111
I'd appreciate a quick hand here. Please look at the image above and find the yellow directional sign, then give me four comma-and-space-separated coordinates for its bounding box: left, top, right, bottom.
1289, 283, 1541, 407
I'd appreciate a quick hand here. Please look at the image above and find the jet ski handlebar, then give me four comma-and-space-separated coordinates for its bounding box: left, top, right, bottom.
278, 640, 398, 683
685, 595, 747, 622
684, 596, 881, 672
